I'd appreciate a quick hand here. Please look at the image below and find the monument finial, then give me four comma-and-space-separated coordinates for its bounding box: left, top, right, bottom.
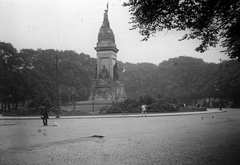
102, 2, 110, 28
106, 2, 109, 13
104, 2, 109, 14
97, 2, 115, 43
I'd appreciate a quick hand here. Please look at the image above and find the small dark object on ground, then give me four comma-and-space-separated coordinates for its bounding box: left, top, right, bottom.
90, 135, 104, 139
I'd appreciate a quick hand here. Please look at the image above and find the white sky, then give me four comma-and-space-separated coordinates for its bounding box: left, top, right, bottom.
0, 0, 228, 64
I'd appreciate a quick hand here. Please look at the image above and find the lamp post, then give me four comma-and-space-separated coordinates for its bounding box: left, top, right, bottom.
71, 91, 75, 111
56, 54, 60, 118
219, 58, 222, 110
67, 87, 71, 103
8, 94, 11, 112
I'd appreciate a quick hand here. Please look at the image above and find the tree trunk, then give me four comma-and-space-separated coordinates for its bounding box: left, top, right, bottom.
16, 102, 18, 111
1, 101, 3, 112
3, 101, 6, 112
7, 99, 10, 112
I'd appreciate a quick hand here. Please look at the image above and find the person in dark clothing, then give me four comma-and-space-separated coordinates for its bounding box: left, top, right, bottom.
40, 103, 48, 126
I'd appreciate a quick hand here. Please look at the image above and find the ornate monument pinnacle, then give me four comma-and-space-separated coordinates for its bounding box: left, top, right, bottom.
97, 3, 115, 44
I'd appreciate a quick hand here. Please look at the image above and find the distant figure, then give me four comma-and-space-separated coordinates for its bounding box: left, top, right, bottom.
210, 101, 213, 109
124, 104, 128, 114
141, 104, 147, 117
40, 103, 48, 126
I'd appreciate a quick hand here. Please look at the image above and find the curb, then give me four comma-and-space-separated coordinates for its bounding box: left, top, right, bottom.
0, 109, 226, 120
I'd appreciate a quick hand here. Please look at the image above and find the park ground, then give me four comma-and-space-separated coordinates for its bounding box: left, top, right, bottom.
0, 108, 240, 165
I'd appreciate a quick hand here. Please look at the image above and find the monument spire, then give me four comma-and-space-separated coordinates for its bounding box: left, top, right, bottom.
97, 2, 115, 44
106, 2, 109, 13
102, 2, 110, 28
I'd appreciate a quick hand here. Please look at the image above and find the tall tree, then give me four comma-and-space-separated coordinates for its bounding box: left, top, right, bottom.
0, 42, 23, 111
121, 62, 157, 98
123, 0, 240, 61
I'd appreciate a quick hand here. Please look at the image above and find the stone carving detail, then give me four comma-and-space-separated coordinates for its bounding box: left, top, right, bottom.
98, 30, 115, 43
97, 88, 110, 95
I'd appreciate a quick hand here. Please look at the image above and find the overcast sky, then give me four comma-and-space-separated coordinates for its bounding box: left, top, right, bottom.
0, 0, 228, 64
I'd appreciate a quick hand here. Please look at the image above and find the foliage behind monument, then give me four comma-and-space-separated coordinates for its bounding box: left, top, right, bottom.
1, 41, 240, 113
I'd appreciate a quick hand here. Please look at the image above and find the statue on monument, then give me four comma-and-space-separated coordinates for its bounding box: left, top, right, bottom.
113, 62, 119, 81
102, 3, 110, 28
99, 65, 109, 80
95, 64, 97, 79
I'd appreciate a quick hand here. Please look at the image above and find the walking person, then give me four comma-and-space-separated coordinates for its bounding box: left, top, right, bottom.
141, 104, 147, 117
40, 103, 48, 126
210, 101, 213, 109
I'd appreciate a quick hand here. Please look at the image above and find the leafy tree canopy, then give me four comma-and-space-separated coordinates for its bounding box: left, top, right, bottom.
1, 41, 240, 111
123, 0, 240, 61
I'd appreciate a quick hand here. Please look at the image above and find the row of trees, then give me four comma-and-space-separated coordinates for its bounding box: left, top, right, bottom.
121, 0, 240, 106
120, 56, 240, 106
1, 41, 240, 112
0, 42, 96, 111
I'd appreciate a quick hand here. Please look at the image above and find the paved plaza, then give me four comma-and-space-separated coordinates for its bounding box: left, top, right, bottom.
0, 108, 240, 165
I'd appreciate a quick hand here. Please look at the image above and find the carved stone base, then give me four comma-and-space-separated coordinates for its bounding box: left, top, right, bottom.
89, 79, 126, 102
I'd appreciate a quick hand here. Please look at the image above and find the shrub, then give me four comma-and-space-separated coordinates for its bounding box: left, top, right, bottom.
60, 109, 92, 116
26, 107, 37, 114
99, 106, 109, 114
18, 107, 26, 115
104, 96, 180, 114
28, 101, 36, 108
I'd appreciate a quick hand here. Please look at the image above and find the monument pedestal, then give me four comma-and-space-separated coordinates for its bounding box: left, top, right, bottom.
89, 79, 127, 102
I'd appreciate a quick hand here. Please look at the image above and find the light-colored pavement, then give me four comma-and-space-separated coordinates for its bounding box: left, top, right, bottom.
0, 108, 225, 120
0, 108, 239, 165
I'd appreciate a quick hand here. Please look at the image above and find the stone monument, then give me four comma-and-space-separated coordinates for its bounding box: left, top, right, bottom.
89, 4, 127, 102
